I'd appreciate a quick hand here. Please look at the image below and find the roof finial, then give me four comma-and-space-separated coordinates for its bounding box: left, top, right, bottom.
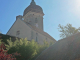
32, 0, 34, 1
30, 0, 36, 5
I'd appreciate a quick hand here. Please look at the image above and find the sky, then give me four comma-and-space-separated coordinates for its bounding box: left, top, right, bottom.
0, 0, 80, 41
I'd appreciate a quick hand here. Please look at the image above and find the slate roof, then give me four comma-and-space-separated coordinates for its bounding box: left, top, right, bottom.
25, 22, 56, 41
6, 17, 56, 42
23, 3, 44, 16
35, 32, 80, 60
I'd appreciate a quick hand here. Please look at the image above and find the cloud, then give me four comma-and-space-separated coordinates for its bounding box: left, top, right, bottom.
67, 0, 80, 15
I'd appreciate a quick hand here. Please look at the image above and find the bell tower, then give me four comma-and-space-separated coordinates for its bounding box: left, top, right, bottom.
23, 0, 44, 30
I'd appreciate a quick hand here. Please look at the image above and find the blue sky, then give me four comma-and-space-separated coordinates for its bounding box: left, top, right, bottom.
0, 0, 80, 40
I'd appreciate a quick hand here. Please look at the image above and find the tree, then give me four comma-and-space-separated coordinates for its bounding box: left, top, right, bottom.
5, 38, 53, 60
58, 24, 80, 39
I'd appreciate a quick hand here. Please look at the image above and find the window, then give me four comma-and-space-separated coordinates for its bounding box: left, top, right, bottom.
36, 37, 38, 42
31, 31, 33, 40
35, 18, 38, 23
16, 30, 20, 35
35, 23, 38, 27
29, 21, 31, 23
36, 33, 38, 42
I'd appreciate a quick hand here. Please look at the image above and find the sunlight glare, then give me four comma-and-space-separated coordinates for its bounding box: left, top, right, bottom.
68, 0, 80, 15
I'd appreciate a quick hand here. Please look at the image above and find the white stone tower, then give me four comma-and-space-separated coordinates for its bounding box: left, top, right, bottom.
23, 0, 44, 30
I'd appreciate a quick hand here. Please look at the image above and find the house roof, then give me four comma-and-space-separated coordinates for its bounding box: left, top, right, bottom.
6, 18, 56, 42
35, 32, 80, 60
25, 22, 56, 41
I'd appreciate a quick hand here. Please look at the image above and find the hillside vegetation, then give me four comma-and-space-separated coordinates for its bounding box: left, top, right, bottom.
0, 34, 54, 60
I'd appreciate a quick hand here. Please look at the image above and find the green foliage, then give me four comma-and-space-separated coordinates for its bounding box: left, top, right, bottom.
0, 34, 16, 44
58, 24, 80, 39
6, 38, 37, 60
5, 38, 53, 60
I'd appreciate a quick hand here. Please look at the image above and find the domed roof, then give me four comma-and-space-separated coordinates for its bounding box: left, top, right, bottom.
23, 0, 44, 16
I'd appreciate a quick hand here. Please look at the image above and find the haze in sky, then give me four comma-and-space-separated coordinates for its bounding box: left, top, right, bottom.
0, 0, 80, 40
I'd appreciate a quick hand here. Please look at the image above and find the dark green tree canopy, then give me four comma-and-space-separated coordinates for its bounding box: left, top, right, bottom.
58, 24, 80, 39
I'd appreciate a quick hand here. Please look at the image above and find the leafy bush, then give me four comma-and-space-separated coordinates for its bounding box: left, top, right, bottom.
0, 36, 20, 60
6, 38, 39, 60
6, 38, 54, 60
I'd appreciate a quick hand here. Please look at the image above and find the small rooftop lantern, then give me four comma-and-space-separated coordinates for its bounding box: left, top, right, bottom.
30, 0, 36, 5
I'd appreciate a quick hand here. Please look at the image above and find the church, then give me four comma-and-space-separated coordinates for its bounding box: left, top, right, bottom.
7, 0, 56, 44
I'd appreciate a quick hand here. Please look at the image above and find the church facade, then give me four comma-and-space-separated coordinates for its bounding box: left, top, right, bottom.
7, 0, 56, 44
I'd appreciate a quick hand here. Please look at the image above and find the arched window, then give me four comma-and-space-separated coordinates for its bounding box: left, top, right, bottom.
35, 18, 38, 27
36, 33, 38, 42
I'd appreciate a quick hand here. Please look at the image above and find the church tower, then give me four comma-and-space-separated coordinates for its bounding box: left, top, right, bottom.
23, 0, 44, 30
7, 0, 56, 44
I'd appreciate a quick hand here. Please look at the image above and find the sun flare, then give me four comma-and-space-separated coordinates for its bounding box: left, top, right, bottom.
68, 0, 80, 15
